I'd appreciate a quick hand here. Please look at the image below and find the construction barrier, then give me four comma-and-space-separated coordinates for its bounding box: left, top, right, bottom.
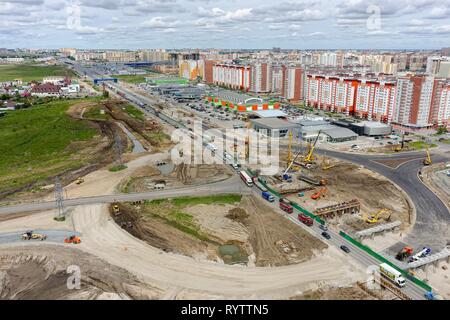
339, 231, 432, 292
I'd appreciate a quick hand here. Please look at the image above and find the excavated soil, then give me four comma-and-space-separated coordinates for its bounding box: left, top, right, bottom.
291, 284, 379, 300
0, 246, 162, 300
111, 195, 327, 267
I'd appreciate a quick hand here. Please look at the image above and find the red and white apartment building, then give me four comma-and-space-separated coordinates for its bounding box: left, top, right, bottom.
306, 72, 450, 127
211, 63, 251, 91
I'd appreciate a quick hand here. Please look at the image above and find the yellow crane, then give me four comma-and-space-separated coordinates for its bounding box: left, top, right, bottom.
423, 147, 432, 166
304, 130, 321, 163
363, 208, 391, 224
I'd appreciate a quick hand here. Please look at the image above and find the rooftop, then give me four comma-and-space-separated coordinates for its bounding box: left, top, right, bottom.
253, 110, 287, 118
251, 118, 298, 130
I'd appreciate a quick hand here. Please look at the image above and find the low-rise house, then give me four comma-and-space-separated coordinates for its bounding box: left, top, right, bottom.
31, 83, 62, 97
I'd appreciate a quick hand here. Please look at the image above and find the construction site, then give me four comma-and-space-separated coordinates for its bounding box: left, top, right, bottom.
0, 76, 449, 301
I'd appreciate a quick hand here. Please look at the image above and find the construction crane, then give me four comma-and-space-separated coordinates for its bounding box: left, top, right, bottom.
304, 130, 321, 163
363, 208, 391, 224
423, 147, 432, 165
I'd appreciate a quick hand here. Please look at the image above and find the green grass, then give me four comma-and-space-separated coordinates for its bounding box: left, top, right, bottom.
408, 141, 438, 150
0, 98, 99, 193
141, 194, 242, 241
84, 106, 109, 121
109, 164, 128, 172
0, 64, 76, 82
122, 104, 145, 121
113, 74, 147, 84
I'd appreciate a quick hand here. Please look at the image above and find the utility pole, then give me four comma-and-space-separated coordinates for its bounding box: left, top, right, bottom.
54, 177, 65, 221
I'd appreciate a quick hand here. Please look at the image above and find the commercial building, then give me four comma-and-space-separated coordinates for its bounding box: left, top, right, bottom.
297, 120, 357, 143
250, 118, 299, 138
205, 90, 280, 113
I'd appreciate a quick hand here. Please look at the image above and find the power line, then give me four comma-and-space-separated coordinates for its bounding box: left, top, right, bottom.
54, 176, 65, 220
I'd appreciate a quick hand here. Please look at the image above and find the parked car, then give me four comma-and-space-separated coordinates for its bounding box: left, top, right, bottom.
319, 224, 328, 231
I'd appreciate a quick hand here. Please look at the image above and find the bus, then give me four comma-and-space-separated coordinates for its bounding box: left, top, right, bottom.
239, 171, 253, 187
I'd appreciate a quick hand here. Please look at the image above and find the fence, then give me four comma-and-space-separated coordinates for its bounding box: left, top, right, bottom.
339, 231, 432, 292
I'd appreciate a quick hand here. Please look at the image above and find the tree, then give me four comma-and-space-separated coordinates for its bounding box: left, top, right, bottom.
102, 90, 109, 98
436, 126, 448, 135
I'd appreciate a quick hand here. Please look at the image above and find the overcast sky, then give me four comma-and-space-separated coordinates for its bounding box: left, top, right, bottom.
0, 0, 449, 49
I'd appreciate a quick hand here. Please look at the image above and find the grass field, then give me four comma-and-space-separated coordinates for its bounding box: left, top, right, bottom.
0, 64, 76, 82
122, 104, 145, 121
113, 74, 147, 84
408, 141, 437, 150
142, 195, 241, 241
0, 99, 99, 193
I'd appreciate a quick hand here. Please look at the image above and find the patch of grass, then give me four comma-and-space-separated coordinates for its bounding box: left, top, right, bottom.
170, 194, 242, 207
0, 64, 76, 82
408, 141, 437, 150
83, 106, 109, 121
113, 74, 147, 84
146, 131, 170, 145
0, 98, 99, 193
122, 104, 144, 122
109, 164, 128, 172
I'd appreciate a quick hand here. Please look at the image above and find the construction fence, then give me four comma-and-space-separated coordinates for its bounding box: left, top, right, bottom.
339, 231, 432, 292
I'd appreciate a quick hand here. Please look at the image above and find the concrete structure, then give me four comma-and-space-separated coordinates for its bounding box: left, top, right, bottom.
346, 121, 392, 136
253, 110, 287, 118
205, 90, 280, 113
250, 118, 299, 138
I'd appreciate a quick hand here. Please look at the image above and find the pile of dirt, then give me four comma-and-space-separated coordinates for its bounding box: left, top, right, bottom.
291, 284, 379, 300
0, 246, 162, 300
239, 196, 327, 266
174, 163, 233, 185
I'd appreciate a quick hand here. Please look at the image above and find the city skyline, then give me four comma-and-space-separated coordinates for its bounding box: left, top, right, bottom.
1, 0, 450, 49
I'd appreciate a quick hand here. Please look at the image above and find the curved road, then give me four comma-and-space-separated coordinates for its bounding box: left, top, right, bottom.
311, 148, 450, 251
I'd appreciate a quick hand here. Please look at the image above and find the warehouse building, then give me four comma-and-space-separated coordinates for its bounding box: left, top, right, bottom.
298, 120, 358, 143
250, 118, 299, 138
205, 89, 280, 113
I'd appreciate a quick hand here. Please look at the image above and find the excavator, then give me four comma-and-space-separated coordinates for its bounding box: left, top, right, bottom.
363, 208, 391, 224
311, 187, 327, 200
423, 147, 432, 166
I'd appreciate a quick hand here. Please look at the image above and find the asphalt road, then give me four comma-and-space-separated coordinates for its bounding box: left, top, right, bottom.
0, 230, 81, 245
248, 184, 426, 300
308, 148, 450, 251
0, 176, 248, 216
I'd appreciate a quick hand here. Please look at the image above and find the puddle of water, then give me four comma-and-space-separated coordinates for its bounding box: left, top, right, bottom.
218, 244, 248, 265
158, 162, 175, 175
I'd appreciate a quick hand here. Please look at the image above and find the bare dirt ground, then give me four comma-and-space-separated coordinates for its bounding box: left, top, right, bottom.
414, 264, 450, 299
111, 194, 327, 268
291, 284, 380, 300
0, 246, 162, 300
422, 164, 450, 211
276, 156, 411, 233
121, 163, 234, 193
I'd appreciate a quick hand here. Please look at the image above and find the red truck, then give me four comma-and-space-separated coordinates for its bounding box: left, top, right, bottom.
298, 213, 313, 226
279, 198, 293, 214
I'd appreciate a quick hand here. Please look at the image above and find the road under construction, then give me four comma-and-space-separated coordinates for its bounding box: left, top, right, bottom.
1, 61, 449, 300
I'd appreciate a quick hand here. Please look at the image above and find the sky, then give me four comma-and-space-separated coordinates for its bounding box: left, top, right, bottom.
0, 0, 449, 49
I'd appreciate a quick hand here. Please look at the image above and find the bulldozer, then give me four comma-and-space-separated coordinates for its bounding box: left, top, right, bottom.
21, 231, 47, 241
396, 246, 413, 261
64, 235, 81, 244
75, 177, 84, 185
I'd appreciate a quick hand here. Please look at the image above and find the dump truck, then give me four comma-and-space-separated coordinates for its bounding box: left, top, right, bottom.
279, 198, 293, 214
64, 235, 81, 244
262, 191, 274, 202
298, 213, 313, 226
379, 263, 406, 287
21, 231, 47, 241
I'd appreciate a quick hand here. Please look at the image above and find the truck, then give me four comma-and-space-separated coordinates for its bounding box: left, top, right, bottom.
409, 247, 432, 262
262, 191, 274, 202
298, 213, 313, 226
379, 263, 406, 287
279, 198, 293, 214
253, 177, 268, 192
